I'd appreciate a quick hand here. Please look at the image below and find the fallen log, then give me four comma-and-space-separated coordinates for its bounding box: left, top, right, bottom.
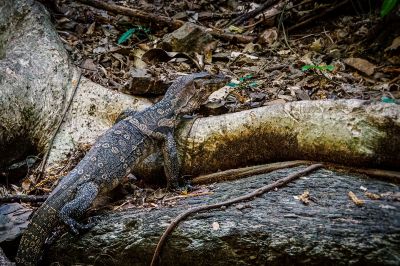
43, 166, 400, 265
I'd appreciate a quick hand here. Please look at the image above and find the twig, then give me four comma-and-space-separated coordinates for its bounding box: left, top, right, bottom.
150, 163, 323, 266
0, 194, 48, 203
163, 191, 214, 202
229, 0, 280, 26
288, 0, 350, 32
192, 160, 310, 185
76, 0, 184, 29
36, 70, 82, 181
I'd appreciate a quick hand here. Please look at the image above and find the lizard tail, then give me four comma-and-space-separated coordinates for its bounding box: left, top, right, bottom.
16, 204, 59, 266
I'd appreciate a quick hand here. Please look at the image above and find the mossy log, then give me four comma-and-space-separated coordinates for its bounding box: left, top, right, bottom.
136, 99, 400, 183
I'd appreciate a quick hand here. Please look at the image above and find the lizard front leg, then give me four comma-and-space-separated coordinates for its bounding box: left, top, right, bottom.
59, 182, 99, 234
115, 108, 137, 123
162, 132, 180, 190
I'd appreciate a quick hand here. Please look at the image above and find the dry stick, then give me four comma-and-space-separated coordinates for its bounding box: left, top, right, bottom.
208, 31, 256, 44
78, 0, 255, 44
192, 160, 310, 185
36, 71, 82, 181
229, 0, 280, 26
76, 0, 184, 29
288, 0, 350, 32
0, 194, 48, 203
150, 163, 323, 266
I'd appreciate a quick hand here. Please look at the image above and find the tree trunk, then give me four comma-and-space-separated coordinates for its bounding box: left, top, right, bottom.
0, 0, 151, 169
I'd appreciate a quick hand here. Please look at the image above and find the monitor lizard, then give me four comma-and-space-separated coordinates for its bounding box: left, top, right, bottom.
15, 72, 229, 266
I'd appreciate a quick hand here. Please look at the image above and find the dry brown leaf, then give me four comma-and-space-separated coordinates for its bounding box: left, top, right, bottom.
297, 190, 310, 205
348, 191, 364, 206
344, 58, 376, 76
385, 36, 400, 51
86, 22, 96, 35
310, 38, 323, 52
21, 179, 31, 191
258, 28, 278, 45
365, 191, 381, 200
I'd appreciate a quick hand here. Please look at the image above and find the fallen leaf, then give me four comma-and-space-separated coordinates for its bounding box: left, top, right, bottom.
80, 58, 97, 71
258, 28, 278, 45
344, 57, 376, 76
21, 179, 31, 191
231, 51, 259, 60
348, 191, 364, 206
310, 38, 323, 52
86, 22, 96, 35
297, 190, 310, 205
385, 36, 400, 51
365, 191, 381, 200
228, 25, 244, 34
212, 221, 220, 230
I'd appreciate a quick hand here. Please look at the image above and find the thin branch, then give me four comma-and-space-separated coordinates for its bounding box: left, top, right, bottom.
192, 160, 310, 184
229, 0, 280, 26
288, 0, 350, 32
76, 0, 184, 29
0, 194, 48, 203
37, 71, 82, 180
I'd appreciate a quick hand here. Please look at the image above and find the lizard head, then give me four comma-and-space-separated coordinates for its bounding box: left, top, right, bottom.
167, 72, 229, 115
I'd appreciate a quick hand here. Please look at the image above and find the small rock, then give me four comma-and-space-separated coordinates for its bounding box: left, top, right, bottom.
158, 22, 216, 55
121, 69, 170, 95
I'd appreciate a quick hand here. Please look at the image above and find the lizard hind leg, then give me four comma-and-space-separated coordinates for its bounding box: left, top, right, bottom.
59, 182, 99, 235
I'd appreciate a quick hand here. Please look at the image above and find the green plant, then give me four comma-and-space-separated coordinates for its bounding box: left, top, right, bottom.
117, 26, 150, 44
227, 74, 257, 89
380, 0, 399, 17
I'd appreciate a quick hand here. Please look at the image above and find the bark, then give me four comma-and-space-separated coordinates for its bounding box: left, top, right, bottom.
135, 100, 400, 184
44, 166, 400, 266
0, 0, 151, 169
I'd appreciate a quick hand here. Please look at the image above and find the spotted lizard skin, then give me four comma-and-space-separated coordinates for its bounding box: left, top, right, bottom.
15, 72, 228, 265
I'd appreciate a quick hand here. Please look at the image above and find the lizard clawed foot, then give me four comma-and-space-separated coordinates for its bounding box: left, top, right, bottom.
61, 215, 101, 235
67, 218, 99, 235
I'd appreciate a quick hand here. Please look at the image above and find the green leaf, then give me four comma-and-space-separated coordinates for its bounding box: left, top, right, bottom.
301, 65, 313, 71
381, 0, 399, 17
381, 96, 396, 103
118, 29, 136, 44
227, 82, 238, 87
325, 65, 334, 71
249, 82, 258, 87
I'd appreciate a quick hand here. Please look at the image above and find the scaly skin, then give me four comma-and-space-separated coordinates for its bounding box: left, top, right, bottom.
16, 72, 228, 266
